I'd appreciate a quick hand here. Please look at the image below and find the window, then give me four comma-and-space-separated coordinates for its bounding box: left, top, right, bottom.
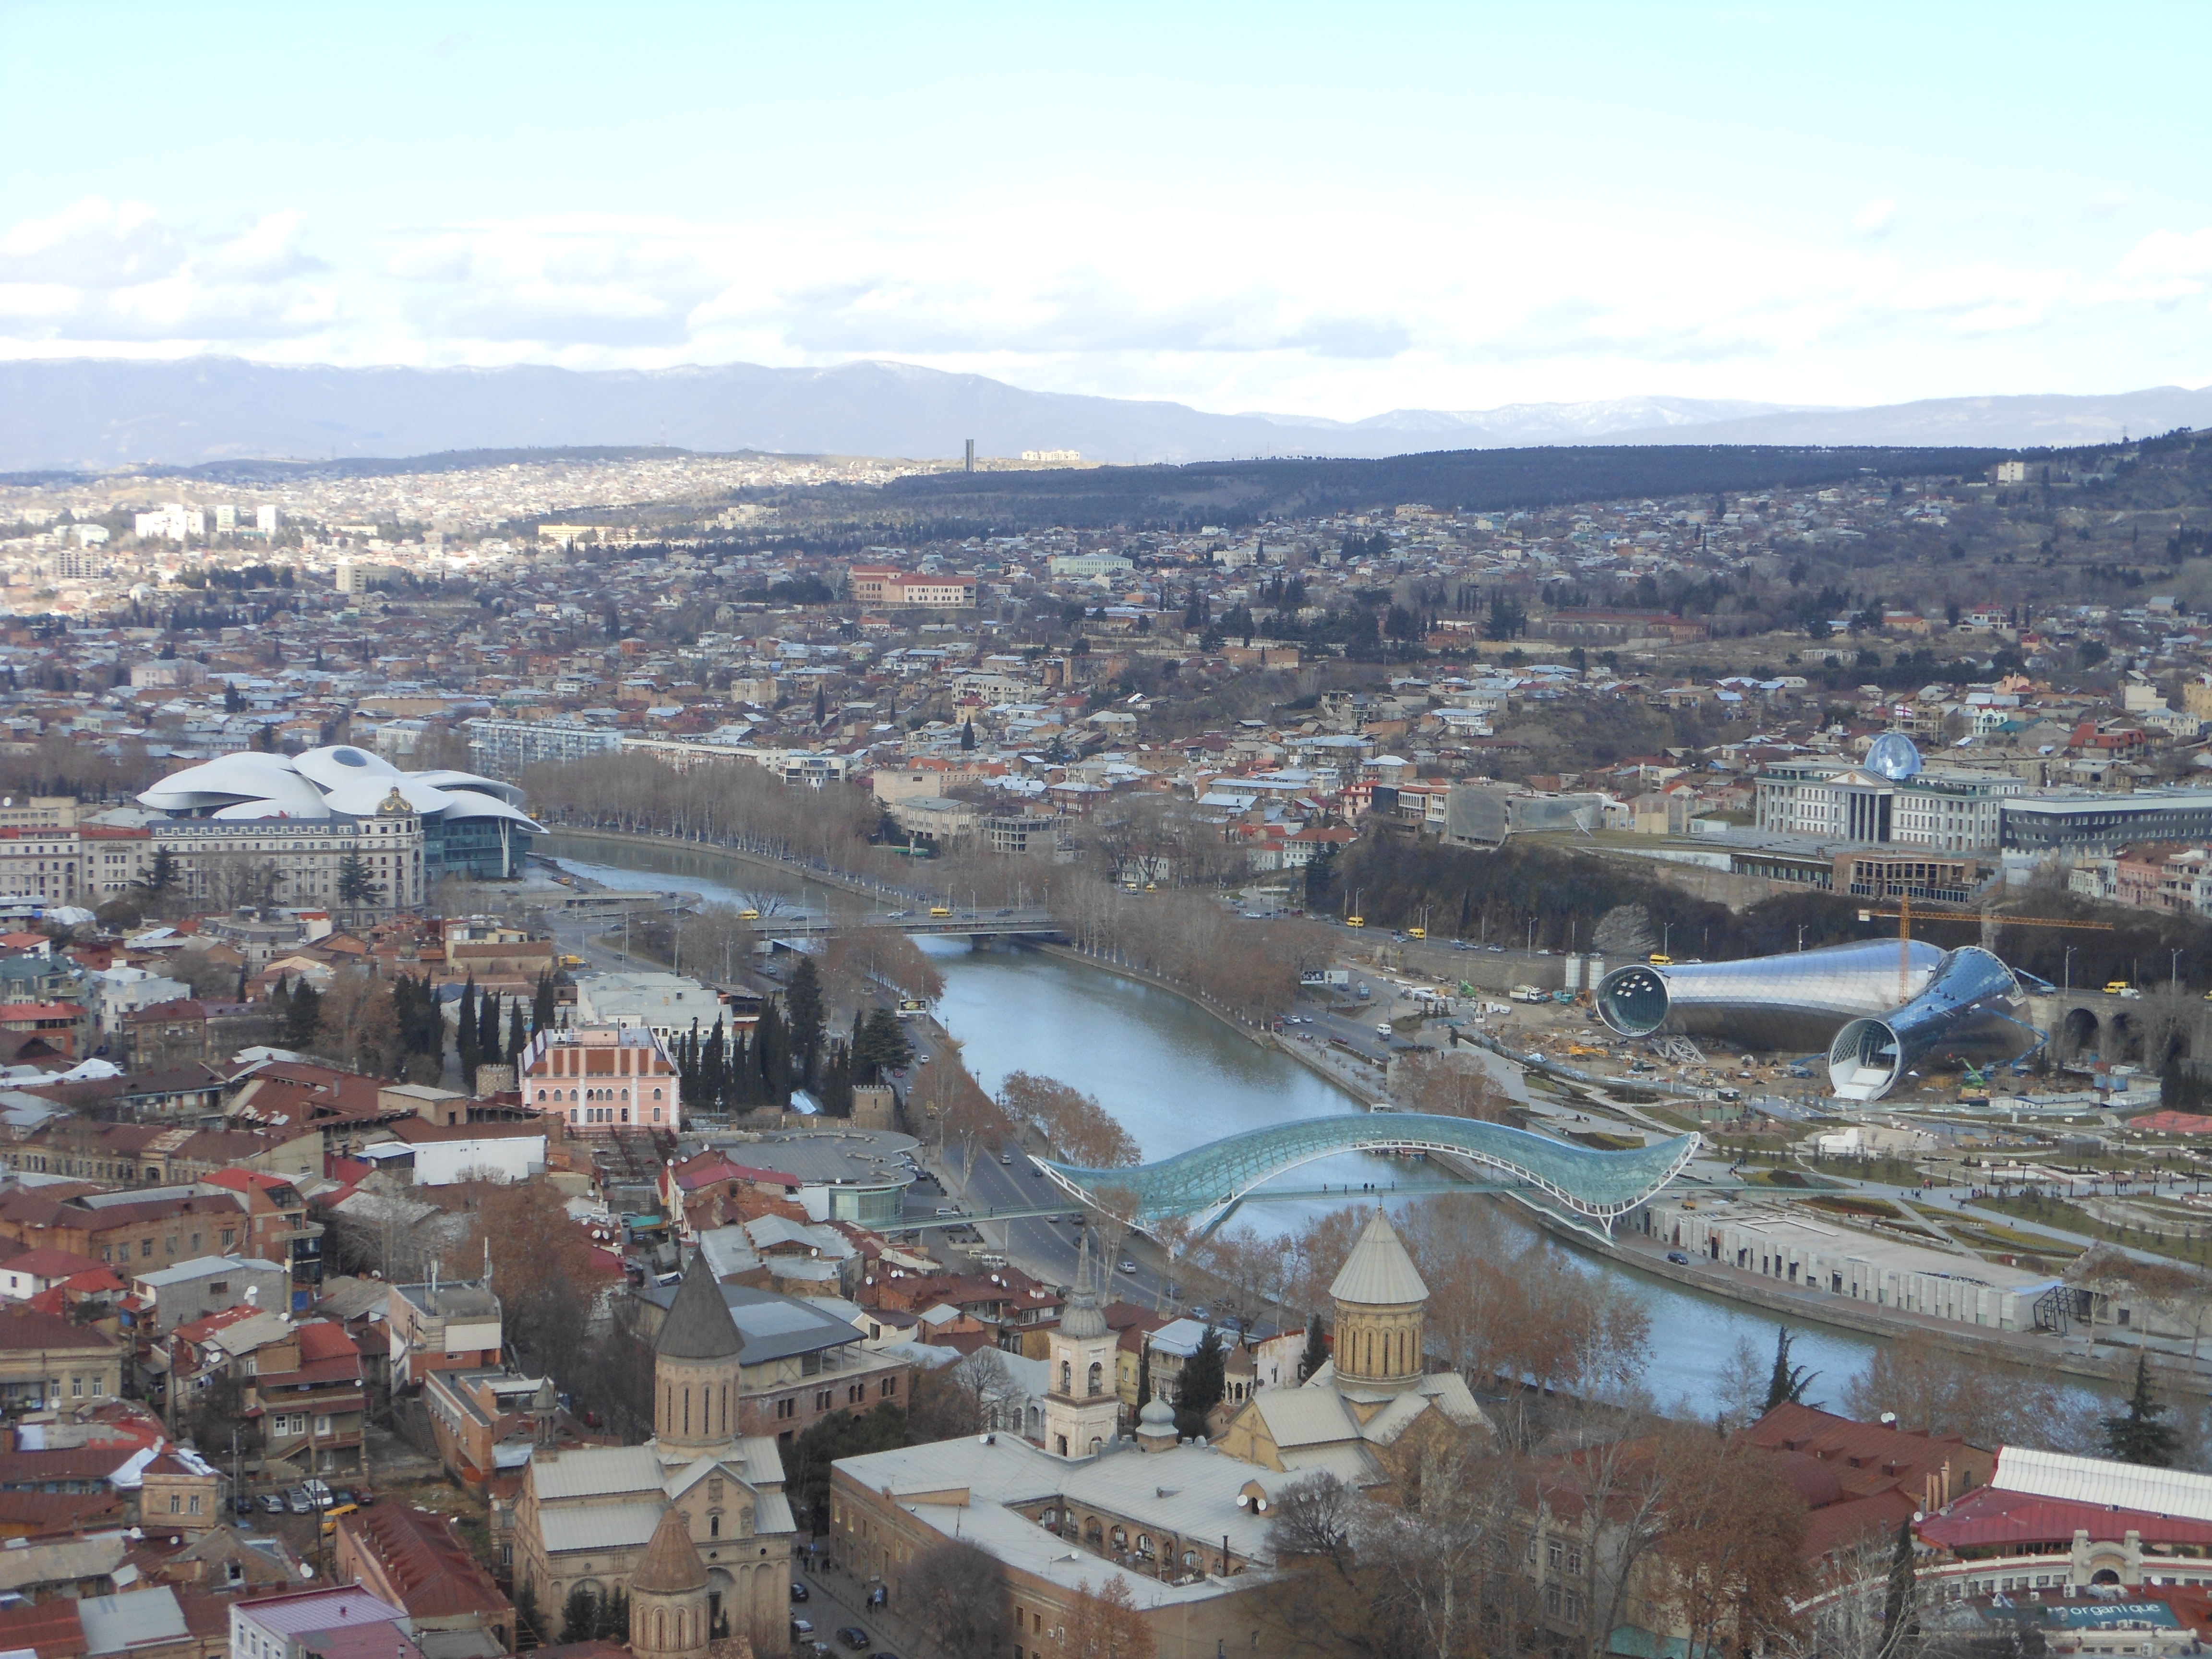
168, 1493, 181, 1514
776, 1397, 795, 1420
816, 1389, 833, 1411
880, 1376, 897, 1398
71, 1376, 83, 1397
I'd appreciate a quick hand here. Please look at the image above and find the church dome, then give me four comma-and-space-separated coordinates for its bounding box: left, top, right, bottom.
1138, 1395, 1176, 1431
630, 1505, 709, 1595
1329, 1210, 1428, 1308
655, 1254, 743, 1361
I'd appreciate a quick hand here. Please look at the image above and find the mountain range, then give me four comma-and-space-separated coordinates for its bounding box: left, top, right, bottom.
2, 356, 2206, 475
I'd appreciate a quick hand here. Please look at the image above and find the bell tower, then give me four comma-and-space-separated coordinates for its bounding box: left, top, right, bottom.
653, 1252, 744, 1462
628, 1505, 710, 1659
1329, 1209, 1428, 1395
1044, 1234, 1121, 1459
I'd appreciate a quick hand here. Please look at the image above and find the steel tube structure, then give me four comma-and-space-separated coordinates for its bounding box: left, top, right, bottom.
1034, 1114, 1701, 1234
1596, 938, 1947, 1052
1827, 945, 2039, 1101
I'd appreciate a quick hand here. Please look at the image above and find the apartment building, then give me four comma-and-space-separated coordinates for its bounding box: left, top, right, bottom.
463, 716, 622, 779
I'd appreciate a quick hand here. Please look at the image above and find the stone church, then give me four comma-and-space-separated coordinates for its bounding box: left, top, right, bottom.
1216, 1208, 1489, 1483
511, 1256, 796, 1656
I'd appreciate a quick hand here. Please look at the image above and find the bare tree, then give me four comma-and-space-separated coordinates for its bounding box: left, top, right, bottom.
904, 1539, 1008, 1659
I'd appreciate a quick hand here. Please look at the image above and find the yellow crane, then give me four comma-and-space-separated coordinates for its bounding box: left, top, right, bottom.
1854, 893, 2116, 1002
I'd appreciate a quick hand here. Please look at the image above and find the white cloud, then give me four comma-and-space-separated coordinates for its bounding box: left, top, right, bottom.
1854, 198, 1898, 238
1, 197, 2208, 413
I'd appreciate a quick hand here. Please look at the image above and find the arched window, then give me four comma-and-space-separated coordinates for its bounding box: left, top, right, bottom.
1363, 1331, 1372, 1374
1086, 1361, 1103, 1396
682, 1386, 690, 1436
709, 1512, 721, 1537
655, 1611, 666, 1647
1059, 1360, 1072, 1393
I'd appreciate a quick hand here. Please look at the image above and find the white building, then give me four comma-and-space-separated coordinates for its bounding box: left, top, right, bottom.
571, 972, 719, 1043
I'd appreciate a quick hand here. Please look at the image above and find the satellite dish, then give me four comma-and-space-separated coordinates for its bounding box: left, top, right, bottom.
1865, 733, 1923, 781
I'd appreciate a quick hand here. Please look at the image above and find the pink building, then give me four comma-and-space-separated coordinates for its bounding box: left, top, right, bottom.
517, 1024, 682, 1134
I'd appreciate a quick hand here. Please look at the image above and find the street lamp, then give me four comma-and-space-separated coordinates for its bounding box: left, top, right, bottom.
2064, 946, 2077, 992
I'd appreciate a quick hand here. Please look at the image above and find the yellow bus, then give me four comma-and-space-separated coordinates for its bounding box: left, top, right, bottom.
929, 906, 952, 917
1346, 915, 1366, 928
1407, 927, 1426, 939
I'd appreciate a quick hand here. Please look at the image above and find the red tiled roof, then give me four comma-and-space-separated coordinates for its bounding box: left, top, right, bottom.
0, 1247, 105, 1280
0, 1305, 117, 1354
1921, 1485, 2212, 1554
340, 1504, 510, 1620
0, 1593, 87, 1659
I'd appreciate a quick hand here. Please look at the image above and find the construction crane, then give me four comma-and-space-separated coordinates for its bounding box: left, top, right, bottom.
1854, 892, 2115, 1002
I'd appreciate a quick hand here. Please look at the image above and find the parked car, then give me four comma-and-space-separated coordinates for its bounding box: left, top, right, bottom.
1189, 1306, 1209, 1321
837, 1630, 872, 1652
1666, 1251, 1692, 1265
790, 1618, 815, 1640
233, 1494, 256, 1517
791, 1582, 810, 1603
285, 1488, 313, 1515
259, 1493, 285, 1515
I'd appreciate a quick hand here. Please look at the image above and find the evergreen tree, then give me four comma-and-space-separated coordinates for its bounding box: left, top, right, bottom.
854, 1006, 914, 1081
513, 1584, 542, 1647
754, 1002, 790, 1104
1136, 1343, 1152, 1409
1764, 1325, 1817, 1410
960, 718, 975, 751
456, 977, 480, 1077
701, 1016, 725, 1109
505, 998, 528, 1063
1298, 1313, 1328, 1383
269, 978, 291, 1035
819, 1041, 852, 1117
284, 981, 322, 1049
475, 988, 500, 1068
592, 1587, 629, 1642
812, 684, 827, 726
2102, 1354, 2181, 1466
679, 1020, 701, 1102
558, 1587, 599, 1645
1877, 1517, 1919, 1659
784, 958, 826, 1084
1176, 1324, 1226, 1439
531, 969, 557, 1033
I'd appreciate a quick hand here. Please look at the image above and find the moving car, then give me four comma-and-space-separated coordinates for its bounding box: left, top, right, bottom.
1118, 1259, 1138, 1274
1666, 1251, 1692, 1265
791, 1584, 810, 1603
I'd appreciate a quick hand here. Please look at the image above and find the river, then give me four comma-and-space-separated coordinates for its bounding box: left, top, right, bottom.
547, 840, 1905, 1413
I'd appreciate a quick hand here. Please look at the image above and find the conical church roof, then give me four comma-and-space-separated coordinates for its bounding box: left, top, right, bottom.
1328, 1209, 1428, 1308
1059, 1231, 1108, 1340
630, 1503, 709, 1594
655, 1252, 743, 1361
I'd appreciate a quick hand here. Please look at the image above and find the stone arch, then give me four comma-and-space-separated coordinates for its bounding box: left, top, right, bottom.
1086, 1360, 1103, 1396
2060, 1005, 2100, 1060
2109, 1010, 2138, 1061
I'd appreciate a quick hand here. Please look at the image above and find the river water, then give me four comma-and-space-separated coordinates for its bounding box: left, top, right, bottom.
549, 842, 1894, 1413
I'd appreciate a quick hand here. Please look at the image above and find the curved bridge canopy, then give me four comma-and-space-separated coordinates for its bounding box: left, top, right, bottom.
1036, 1113, 1702, 1230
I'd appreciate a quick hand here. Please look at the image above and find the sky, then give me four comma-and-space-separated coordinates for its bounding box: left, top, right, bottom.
4, 1, 2211, 420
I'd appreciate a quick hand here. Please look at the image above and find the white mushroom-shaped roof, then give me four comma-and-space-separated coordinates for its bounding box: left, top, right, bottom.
137, 747, 543, 833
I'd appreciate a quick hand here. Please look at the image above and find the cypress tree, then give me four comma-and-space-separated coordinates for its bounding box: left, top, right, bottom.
531, 969, 556, 1032
1877, 1517, 1919, 1659
1298, 1313, 1328, 1383
785, 958, 826, 1085
505, 998, 528, 1063
702, 1016, 725, 1107
476, 989, 500, 1066
457, 977, 479, 1076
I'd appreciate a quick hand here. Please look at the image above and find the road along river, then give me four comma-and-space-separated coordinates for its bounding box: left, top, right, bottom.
542, 842, 1938, 1414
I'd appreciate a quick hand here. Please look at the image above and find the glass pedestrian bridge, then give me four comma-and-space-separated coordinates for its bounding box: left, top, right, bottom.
1034, 1114, 1702, 1235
